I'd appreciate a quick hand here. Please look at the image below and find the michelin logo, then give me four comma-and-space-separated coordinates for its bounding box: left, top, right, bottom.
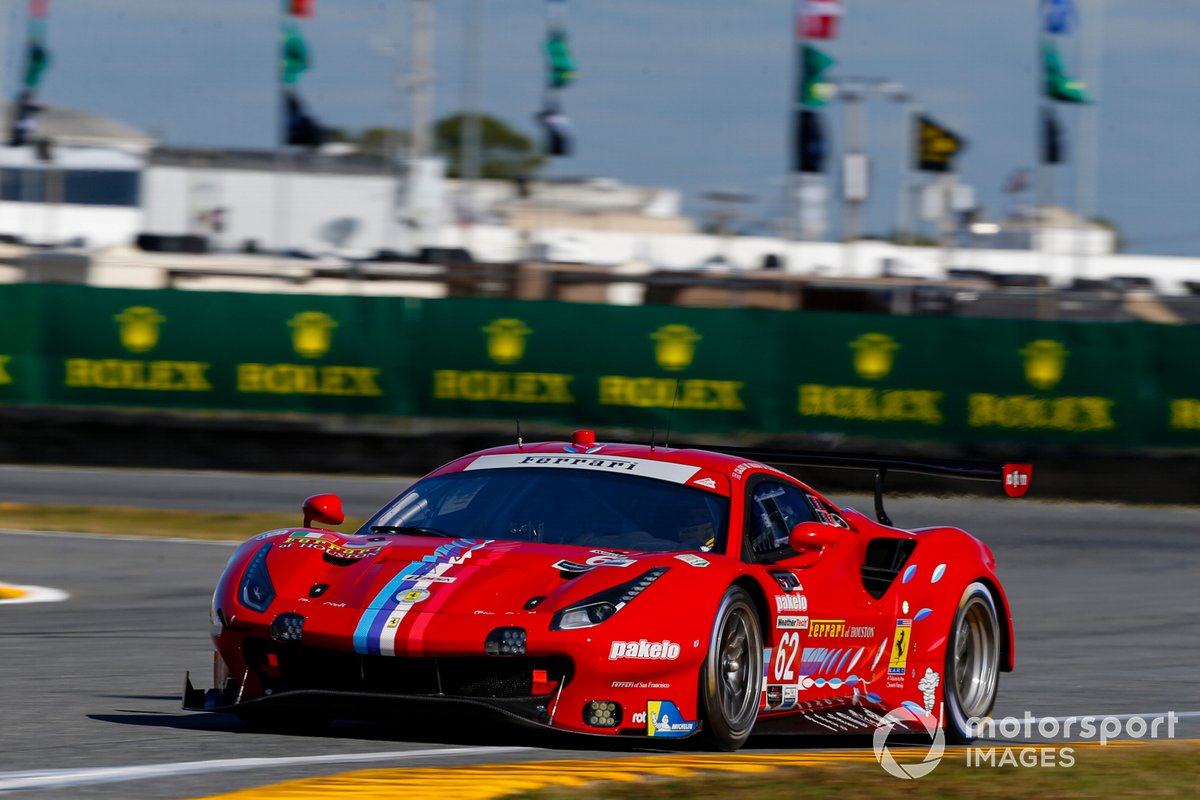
647, 700, 697, 737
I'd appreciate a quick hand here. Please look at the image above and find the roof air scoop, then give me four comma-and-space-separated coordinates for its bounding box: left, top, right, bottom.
565, 429, 602, 454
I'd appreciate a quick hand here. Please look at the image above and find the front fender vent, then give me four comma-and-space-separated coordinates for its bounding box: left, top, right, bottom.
860, 538, 917, 599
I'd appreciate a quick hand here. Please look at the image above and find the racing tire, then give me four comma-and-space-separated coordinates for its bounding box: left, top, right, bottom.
698, 586, 763, 751
943, 581, 1001, 744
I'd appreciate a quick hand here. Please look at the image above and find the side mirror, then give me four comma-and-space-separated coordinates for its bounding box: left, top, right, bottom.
788, 521, 841, 553
303, 493, 345, 529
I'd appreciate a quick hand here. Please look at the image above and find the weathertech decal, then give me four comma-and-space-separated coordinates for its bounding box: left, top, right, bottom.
465, 453, 702, 484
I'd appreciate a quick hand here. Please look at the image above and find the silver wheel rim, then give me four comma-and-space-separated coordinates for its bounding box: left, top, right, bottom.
953, 595, 999, 719
715, 604, 760, 727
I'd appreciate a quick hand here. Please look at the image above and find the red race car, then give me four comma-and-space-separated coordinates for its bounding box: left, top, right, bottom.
184, 431, 1030, 750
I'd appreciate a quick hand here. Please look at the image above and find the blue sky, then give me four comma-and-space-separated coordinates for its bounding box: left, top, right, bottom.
11, 0, 1200, 255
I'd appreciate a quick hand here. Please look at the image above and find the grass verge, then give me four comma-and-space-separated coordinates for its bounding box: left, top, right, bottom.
0, 502, 366, 540
510, 741, 1200, 800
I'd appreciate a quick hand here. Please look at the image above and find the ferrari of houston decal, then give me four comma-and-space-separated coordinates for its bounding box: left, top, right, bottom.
353, 539, 489, 655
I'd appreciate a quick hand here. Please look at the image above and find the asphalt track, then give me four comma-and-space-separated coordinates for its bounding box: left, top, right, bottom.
1, 466, 1198, 798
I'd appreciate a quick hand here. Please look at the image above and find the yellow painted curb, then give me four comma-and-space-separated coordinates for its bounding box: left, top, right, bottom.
190, 740, 1200, 800
0, 585, 28, 600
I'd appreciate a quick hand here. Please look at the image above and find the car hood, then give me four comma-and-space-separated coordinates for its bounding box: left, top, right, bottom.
259, 530, 690, 615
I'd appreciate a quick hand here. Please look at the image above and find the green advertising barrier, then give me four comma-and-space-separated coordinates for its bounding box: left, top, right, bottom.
0, 284, 1197, 449
0, 284, 410, 416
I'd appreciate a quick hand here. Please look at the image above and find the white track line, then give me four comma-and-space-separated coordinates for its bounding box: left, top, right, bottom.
0, 583, 68, 604
0, 746, 534, 793
0, 528, 240, 546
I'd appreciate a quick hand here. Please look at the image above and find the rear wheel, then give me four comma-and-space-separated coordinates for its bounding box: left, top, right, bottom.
698, 586, 762, 750
943, 581, 1001, 743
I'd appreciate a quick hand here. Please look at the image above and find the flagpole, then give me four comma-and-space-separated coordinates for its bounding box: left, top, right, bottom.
1034, 9, 1053, 320
786, 2, 802, 246
460, 0, 483, 244
274, 0, 288, 261
0, 1, 7, 136
1074, 0, 1103, 283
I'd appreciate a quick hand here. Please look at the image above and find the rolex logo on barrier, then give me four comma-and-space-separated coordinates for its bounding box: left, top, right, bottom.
115, 306, 166, 353
1020, 339, 1068, 390
236, 311, 381, 397
483, 318, 532, 365
967, 339, 1114, 432
66, 305, 210, 392
597, 323, 742, 411
796, 331, 943, 425
651, 324, 701, 371
433, 317, 573, 404
288, 311, 338, 359
850, 333, 899, 380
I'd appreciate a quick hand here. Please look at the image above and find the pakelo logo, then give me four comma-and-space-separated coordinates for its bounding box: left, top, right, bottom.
850, 333, 900, 380
651, 324, 701, 371
1020, 339, 1069, 390
114, 306, 166, 353
483, 318, 532, 365
775, 593, 808, 612
288, 311, 338, 358
874, 705, 945, 779
608, 639, 681, 660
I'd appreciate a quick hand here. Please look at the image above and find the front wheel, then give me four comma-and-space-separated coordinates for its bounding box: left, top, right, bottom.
943, 581, 1001, 744
698, 586, 763, 750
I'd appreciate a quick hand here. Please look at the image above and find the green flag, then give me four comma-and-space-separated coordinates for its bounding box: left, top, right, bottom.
1043, 41, 1089, 104
281, 24, 309, 85
544, 30, 576, 89
800, 45, 835, 107
22, 38, 50, 89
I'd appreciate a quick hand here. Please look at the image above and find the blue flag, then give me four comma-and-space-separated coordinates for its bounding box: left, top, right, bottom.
1042, 0, 1075, 35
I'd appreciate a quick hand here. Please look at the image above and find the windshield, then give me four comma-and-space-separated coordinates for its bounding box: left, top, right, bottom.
361, 467, 730, 554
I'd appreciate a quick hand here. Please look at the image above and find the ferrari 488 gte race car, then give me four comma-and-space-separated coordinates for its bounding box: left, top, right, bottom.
184, 431, 1031, 750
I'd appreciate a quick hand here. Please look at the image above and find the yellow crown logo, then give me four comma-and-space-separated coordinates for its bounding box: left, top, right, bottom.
288, 311, 338, 359
114, 306, 165, 353
651, 324, 701, 371
850, 333, 899, 380
483, 318, 532, 365
1021, 339, 1068, 390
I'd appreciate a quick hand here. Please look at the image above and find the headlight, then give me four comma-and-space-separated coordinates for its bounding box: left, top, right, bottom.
550, 567, 668, 631
238, 544, 276, 612
554, 602, 617, 630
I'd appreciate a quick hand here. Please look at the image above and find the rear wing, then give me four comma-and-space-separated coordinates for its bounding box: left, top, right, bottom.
696, 445, 1032, 526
